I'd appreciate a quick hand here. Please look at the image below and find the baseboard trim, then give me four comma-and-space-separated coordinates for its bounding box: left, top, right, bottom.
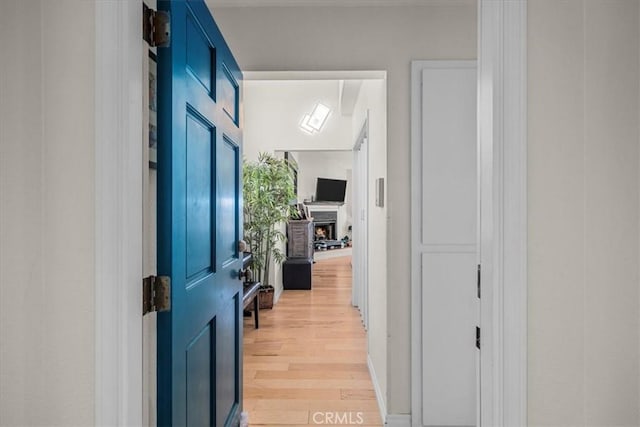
367, 355, 386, 424
385, 414, 411, 427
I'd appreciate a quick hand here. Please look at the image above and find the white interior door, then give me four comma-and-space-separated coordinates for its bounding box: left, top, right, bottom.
352, 121, 369, 329
411, 61, 478, 427
360, 137, 368, 329
351, 153, 360, 308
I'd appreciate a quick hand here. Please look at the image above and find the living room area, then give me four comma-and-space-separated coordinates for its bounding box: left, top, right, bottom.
239, 72, 388, 425
241, 145, 379, 424
286, 150, 353, 262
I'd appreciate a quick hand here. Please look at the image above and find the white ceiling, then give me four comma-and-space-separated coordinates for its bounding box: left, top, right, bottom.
208, 0, 471, 7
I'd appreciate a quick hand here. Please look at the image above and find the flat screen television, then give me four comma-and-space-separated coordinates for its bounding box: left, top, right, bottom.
315, 178, 347, 203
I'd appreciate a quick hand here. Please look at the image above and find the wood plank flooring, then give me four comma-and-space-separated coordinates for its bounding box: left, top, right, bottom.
242, 256, 382, 426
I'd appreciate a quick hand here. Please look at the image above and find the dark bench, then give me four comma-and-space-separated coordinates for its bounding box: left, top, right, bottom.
242, 281, 260, 329
241, 252, 260, 329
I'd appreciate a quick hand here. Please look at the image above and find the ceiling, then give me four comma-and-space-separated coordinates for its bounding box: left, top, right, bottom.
208, 0, 471, 7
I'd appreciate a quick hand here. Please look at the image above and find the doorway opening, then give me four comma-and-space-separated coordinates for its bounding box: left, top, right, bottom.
241, 71, 388, 426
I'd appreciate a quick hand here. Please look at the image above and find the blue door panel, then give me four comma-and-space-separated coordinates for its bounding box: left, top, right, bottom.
218, 137, 239, 268
185, 113, 214, 280
157, 0, 243, 425
219, 67, 239, 124
186, 323, 213, 427
185, 14, 214, 94
216, 296, 240, 427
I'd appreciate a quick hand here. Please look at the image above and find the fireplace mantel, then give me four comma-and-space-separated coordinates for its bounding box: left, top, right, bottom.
304, 201, 344, 206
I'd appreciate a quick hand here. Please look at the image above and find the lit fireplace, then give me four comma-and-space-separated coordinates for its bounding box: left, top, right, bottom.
310, 210, 338, 241
314, 223, 335, 241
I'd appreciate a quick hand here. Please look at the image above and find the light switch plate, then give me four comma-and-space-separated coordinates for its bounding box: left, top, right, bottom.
376, 178, 384, 207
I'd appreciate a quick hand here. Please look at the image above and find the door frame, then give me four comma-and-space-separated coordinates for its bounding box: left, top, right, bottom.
94, 1, 527, 425
409, 1, 527, 426
95, 1, 143, 425
477, 1, 528, 425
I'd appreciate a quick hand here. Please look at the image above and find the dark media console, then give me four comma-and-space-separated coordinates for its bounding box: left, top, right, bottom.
284, 220, 313, 290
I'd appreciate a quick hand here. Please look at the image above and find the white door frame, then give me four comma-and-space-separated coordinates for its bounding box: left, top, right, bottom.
95, 1, 143, 426
95, 1, 526, 425
410, 1, 527, 426
477, 1, 527, 425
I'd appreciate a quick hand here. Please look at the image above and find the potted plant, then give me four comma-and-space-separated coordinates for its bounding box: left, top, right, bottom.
243, 152, 298, 308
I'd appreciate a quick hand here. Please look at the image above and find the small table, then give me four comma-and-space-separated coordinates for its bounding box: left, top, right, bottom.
242, 281, 260, 329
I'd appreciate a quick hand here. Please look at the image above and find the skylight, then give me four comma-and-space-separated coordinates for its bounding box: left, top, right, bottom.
299, 103, 331, 134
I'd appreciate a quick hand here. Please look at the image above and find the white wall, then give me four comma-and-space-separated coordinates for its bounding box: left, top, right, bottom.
211, 3, 477, 414
243, 80, 354, 161
528, 0, 640, 424
0, 0, 96, 425
351, 79, 388, 414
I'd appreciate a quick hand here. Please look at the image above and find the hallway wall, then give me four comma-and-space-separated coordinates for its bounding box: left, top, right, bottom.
0, 1, 96, 424
528, 0, 640, 424
210, 3, 477, 415
351, 78, 388, 414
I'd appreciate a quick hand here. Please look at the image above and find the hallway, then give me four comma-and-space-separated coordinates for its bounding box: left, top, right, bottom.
242, 256, 382, 426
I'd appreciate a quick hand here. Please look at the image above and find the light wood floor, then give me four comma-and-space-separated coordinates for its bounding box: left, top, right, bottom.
242, 256, 382, 427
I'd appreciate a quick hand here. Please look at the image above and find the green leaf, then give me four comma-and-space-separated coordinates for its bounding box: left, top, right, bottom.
242, 152, 296, 286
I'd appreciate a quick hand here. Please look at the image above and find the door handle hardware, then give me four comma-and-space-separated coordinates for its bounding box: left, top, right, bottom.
238, 267, 252, 282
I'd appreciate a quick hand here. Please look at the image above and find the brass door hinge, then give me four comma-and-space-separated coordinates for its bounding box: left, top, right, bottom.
143, 4, 170, 47
143, 275, 171, 315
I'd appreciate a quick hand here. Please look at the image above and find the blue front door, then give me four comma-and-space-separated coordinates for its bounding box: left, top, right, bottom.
156, 1, 243, 425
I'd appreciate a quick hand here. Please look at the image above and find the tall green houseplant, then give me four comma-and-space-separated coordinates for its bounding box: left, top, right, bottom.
243, 152, 297, 287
